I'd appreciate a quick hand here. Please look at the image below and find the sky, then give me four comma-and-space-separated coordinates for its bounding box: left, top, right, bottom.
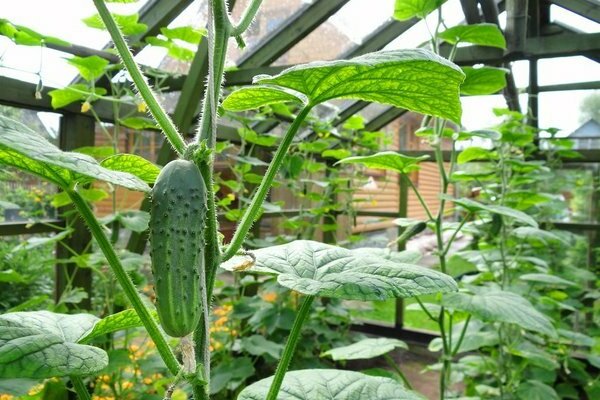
0, 0, 598, 135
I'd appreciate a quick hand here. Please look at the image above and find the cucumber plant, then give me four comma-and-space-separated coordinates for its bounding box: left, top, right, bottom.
1, 0, 593, 399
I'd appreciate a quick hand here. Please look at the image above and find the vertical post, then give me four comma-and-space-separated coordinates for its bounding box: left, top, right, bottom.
505, 0, 529, 55
395, 158, 409, 331
55, 113, 95, 309
528, 59, 539, 129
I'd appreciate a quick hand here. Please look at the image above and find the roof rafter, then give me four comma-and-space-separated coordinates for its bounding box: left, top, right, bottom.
550, 0, 600, 24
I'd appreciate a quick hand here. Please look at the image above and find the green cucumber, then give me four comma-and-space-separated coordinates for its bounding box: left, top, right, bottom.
150, 159, 207, 337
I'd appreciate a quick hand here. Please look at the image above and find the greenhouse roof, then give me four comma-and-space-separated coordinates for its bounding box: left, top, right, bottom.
0, 0, 599, 136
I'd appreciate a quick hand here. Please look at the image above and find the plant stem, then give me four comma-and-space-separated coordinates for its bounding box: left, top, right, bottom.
92, 0, 186, 156
67, 189, 180, 375
266, 295, 315, 400
452, 315, 471, 356
231, 0, 264, 36
222, 106, 313, 262
442, 212, 471, 257
70, 376, 91, 400
383, 354, 413, 390
403, 174, 435, 222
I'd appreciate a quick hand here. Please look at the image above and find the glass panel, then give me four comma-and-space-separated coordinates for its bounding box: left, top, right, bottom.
538, 56, 600, 86
0, 0, 150, 49
550, 4, 600, 34
461, 93, 528, 131
272, 0, 395, 65
230, 0, 314, 65
384, 0, 466, 51
538, 90, 598, 135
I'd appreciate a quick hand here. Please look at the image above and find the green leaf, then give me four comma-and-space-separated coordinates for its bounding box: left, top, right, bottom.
443, 196, 538, 227
238, 127, 279, 147
48, 84, 107, 109
248, 50, 464, 124
343, 115, 365, 130
336, 151, 429, 174
322, 149, 352, 160
160, 26, 206, 44
82, 13, 147, 36
210, 357, 255, 395
0, 270, 25, 283
100, 154, 160, 184
510, 227, 567, 246
0, 311, 108, 378
67, 55, 110, 82
461, 66, 507, 95
239, 369, 424, 399
221, 240, 457, 301
457, 146, 496, 164
11, 229, 73, 252
51, 188, 108, 207
519, 273, 577, 287
394, 0, 447, 21
100, 210, 150, 232
322, 338, 408, 361
458, 129, 502, 141
0, 19, 70, 47
439, 23, 506, 49
516, 380, 559, 400
74, 146, 116, 159
119, 117, 158, 130
442, 290, 556, 337
0, 116, 150, 192
450, 169, 496, 182
363, 248, 423, 264
80, 309, 150, 343
222, 86, 306, 111
239, 335, 284, 359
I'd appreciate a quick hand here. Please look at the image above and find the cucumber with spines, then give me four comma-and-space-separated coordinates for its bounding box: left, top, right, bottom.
149, 159, 207, 337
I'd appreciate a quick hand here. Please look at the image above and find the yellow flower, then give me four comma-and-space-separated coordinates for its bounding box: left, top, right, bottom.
122, 381, 134, 390
137, 102, 148, 113
262, 292, 278, 303
81, 101, 91, 113
0, 394, 14, 400
143, 378, 153, 385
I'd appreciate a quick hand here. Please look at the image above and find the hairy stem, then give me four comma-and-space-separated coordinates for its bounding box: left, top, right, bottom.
92, 0, 186, 156
231, 0, 264, 36
267, 295, 315, 400
68, 190, 180, 375
222, 106, 313, 262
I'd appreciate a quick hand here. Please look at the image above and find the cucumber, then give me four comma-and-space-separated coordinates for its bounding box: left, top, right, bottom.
149, 159, 207, 337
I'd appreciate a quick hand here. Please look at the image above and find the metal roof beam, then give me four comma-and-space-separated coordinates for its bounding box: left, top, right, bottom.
365, 108, 408, 132
550, 0, 600, 24
461, 0, 482, 24
238, 0, 351, 68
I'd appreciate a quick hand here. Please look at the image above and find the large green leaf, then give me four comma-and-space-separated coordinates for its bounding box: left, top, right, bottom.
439, 23, 506, 49
0, 115, 150, 192
359, 248, 422, 264
160, 26, 206, 44
221, 240, 457, 301
443, 196, 538, 227
461, 66, 507, 95
394, 0, 447, 21
510, 227, 567, 246
225, 50, 464, 124
322, 338, 408, 361
457, 146, 496, 164
336, 151, 429, 174
239, 335, 284, 359
442, 290, 556, 337
238, 369, 424, 400
0, 311, 108, 378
